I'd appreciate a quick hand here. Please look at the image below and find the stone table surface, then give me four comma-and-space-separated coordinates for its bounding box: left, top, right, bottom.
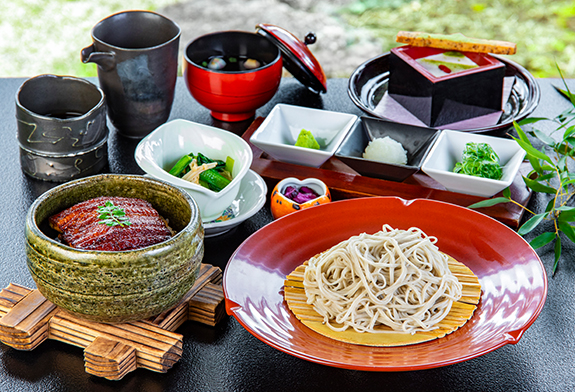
0, 76, 573, 392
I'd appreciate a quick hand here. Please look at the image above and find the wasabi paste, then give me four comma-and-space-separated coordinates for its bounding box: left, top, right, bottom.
295, 129, 320, 150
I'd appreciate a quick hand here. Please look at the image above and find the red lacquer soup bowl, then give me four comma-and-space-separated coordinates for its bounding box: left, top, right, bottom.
184, 31, 282, 122
223, 197, 547, 371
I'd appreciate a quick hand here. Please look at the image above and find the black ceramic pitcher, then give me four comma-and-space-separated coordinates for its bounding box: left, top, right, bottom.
81, 11, 181, 138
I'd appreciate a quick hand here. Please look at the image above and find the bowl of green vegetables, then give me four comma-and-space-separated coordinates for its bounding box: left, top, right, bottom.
421, 130, 526, 197
135, 119, 253, 221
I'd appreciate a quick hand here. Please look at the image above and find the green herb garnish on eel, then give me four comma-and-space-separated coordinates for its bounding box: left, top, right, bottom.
98, 201, 132, 227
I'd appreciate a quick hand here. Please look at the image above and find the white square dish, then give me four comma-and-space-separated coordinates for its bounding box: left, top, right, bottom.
421, 130, 526, 197
250, 104, 358, 168
335, 116, 440, 182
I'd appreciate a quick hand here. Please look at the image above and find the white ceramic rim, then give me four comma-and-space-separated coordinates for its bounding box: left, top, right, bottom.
134, 119, 253, 199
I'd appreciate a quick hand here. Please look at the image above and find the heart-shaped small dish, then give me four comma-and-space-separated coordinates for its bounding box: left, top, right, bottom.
270, 177, 331, 219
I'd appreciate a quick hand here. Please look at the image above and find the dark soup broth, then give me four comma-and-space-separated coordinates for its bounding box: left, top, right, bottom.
200, 55, 267, 71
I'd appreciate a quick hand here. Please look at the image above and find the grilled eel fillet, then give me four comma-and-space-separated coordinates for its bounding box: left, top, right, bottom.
49, 196, 173, 251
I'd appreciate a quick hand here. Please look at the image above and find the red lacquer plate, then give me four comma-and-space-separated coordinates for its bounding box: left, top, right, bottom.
223, 197, 547, 371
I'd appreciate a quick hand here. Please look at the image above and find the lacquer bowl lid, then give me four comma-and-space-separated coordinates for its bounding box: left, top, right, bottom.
256, 23, 327, 94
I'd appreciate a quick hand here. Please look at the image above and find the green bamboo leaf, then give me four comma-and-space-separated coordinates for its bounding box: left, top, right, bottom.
557, 108, 575, 121
535, 172, 556, 182
565, 125, 575, 139
517, 117, 548, 126
502, 187, 511, 199
557, 64, 575, 106
562, 141, 575, 155
532, 128, 556, 146
519, 141, 554, 164
560, 172, 571, 191
558, 221, 575, 244
522, 176, 557, 194
553, 236, 562, 276
545, 198, 555, 213
530, 232, 556, 249
557, 155, 567, 171
554, 85, 575, 104
540, 164, 556, 171
467, 197, 510, 209
557, 117, 575, 128
527, 155, 543, 174
513, 121, 531, 144
518, 212, 547, 235
518, 149, 544, 174
558, 207, 575, 222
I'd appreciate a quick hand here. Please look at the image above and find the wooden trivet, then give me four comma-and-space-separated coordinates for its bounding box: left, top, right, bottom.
0, 263, 225, 380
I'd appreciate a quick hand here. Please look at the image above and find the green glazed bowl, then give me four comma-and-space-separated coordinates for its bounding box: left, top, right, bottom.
25, 174, 204, 323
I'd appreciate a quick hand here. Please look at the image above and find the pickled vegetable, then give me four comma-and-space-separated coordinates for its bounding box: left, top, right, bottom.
283, 185, 320, 204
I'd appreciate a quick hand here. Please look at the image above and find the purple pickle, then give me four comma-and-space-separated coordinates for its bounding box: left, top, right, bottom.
282, 185, 320, 204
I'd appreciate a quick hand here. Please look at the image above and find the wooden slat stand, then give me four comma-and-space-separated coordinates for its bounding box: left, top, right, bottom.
0, 263, 226, 381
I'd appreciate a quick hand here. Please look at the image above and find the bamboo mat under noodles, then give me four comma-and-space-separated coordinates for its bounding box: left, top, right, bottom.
284, 254, 481, 347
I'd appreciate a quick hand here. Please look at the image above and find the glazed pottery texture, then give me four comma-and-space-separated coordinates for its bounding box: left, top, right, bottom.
25, 174, 204, 323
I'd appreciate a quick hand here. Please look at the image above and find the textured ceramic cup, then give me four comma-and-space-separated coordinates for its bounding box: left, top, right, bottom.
16, 74, 108, 182
81, 11, 181, 138
25, 174, 204, 323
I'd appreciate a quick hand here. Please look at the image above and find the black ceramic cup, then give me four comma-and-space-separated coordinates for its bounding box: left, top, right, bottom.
16, 74, 108, 182
81, 11, 181, 138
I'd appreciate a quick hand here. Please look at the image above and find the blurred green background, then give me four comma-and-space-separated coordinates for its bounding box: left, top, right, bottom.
341, 0, 575, 78
1, 0, 574, 78
0, 0, 176, 77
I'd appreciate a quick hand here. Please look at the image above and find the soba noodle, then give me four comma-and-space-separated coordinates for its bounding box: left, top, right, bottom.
303, 225, 462, 334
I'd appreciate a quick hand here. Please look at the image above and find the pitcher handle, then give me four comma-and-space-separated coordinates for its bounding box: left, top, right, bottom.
81, 44, 116, 72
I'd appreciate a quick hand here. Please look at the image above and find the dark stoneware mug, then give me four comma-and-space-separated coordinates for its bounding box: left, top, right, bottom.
81, 11, 181, 138
16, 74, 108, 182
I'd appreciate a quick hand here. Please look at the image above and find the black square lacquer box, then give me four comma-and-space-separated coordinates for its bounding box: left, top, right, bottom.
388, 46, 505, 127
